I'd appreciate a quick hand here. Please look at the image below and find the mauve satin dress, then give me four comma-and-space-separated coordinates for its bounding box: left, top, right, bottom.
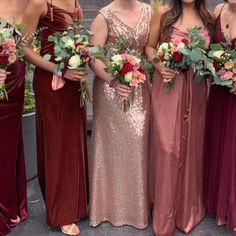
33, 1, 88, 227
203, 5, 236, 230
150, 27, 210, 236
90, 4, 151, 229
0, 61, 27, 236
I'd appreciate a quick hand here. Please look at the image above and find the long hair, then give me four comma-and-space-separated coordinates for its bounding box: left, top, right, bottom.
160, 0, 214, 39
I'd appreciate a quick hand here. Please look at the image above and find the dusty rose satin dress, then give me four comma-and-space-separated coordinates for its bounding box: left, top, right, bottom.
150, 27, 210, 236
34, 1, 88, 227
90, 4, 151, 229
203, 6, 236, 230
0, 61, 27, 236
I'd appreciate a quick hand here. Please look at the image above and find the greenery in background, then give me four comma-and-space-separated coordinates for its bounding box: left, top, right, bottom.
150, 0, 163, 11
23, 36, 40, 114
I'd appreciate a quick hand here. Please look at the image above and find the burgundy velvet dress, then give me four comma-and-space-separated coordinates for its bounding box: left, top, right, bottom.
0, 61, 27, 236
34, 2, 88, 227
203, 6, 236, 230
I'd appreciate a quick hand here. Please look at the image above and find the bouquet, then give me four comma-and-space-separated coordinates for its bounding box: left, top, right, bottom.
208, 43, 236, 88
154, 26, 211, 91
0, 18, 24, 100
104, 36, 146, 112
46, 21, 102, 107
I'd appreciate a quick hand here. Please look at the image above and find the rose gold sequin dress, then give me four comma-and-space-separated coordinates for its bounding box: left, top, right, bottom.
90, 3, 151, 229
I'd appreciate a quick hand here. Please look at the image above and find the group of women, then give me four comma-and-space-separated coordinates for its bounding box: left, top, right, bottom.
0, 0, 235, 236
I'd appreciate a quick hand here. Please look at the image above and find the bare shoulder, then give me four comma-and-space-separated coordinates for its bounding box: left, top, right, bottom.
26, 0, 47, 15
214, 3, 225, 18
91, 12, 107, 26
152, 5, 170, 20
207, 9, 216, 21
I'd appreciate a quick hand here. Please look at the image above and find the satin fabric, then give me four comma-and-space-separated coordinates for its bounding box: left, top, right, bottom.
0, 61, 27, 236
203, 6, 236, 230
150, 28, 210, 236
34, 2, 88, 227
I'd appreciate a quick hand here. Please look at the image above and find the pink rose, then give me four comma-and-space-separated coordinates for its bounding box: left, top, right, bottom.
221, 71, 233, 81
129, 79, 139, 87
217, 69, 226, 76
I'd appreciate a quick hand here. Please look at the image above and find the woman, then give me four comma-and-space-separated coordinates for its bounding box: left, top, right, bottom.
204, 0, 236, 231
89, 0, 151, 229
22, 0, 88, 235
0, 1, 28, 235
146, 0, 213, 235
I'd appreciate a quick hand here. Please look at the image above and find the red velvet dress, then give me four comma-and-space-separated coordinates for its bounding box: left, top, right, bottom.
34, 2, 88, 227
203, 6, 236, 230
0, 61, 27, 236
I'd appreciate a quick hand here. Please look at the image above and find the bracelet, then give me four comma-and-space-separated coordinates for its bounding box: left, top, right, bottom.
109, 78, 118, 88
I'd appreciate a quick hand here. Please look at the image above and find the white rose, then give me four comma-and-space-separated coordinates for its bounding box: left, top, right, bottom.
213, 50, 224, 59
134, 57, 141, 65
111, 55, 123, 66
161, 42, 169, 51
64, 39, 75, 49
124, 72, 133, 82
177, 42, 185, 50
68, 55, 82, 69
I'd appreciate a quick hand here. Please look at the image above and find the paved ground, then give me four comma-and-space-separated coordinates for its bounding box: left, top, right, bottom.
9, 179, 236, 236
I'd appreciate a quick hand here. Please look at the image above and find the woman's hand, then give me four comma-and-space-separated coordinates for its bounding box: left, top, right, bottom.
63, 68, 87, 82
111, 80, 131, 99
0, 69, 10, 83
156, 64, 178, 82
230, 82, 236, 95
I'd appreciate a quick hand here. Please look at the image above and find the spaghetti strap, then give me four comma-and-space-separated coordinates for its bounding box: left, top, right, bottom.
219, 3, 226, 16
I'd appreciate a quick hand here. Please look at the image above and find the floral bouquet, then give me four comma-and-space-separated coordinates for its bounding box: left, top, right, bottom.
154, 26, 210, 91
208, 43, 236, 88
0, 18, 24, 100
105, 52, 146, 112
45, 21, 102, 107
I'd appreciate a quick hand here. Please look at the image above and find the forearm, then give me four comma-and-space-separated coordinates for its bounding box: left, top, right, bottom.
24, 47, 56, 73
90, 59, 114, 84
146, 46, 160, 71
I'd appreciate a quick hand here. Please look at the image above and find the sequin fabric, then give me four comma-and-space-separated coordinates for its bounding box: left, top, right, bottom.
89, 3, 151, 229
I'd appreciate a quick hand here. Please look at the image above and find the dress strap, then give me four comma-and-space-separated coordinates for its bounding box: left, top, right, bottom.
218, 3, 226, 17
49, 0, 78, 21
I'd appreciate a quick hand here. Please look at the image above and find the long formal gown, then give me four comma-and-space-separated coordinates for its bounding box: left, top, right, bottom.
203, 5, 236, 230
90, 3, 151, 229
150, 27, 210, 236
34, 1, 88, 227
0, 61, 27, 236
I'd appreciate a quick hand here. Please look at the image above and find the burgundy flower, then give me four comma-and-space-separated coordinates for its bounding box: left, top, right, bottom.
181, 38, 189, 46
213, 61, 220, 70
119, 62, 134, 76
159, 55, 165, 62
138, 66, 145, 74
173, 52, 183, 62
0, 47, 9, 65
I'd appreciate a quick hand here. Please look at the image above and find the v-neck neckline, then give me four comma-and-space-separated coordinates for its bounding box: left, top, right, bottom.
108, 3, 144, 31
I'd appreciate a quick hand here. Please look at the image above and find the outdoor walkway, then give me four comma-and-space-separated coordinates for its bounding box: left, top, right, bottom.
9, 179, 236, 236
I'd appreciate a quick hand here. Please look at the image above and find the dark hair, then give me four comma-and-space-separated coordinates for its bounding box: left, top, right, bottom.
160, 0, 214, 39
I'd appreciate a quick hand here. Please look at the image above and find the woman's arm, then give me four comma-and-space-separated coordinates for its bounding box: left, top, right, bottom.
22, 0, 86, 81
145, 6, 177, 81
89, 13, 130, 98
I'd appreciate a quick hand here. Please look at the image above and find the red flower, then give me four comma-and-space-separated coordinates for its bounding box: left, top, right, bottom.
213, 61, 220, 70
181, 38, 189, 46
119, 62, 134, 76
0, 47, 9, 65
173, 52, 183, 62
75, 42, 82, 48
138, 66, 145, 74
159, 55, 165, 62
